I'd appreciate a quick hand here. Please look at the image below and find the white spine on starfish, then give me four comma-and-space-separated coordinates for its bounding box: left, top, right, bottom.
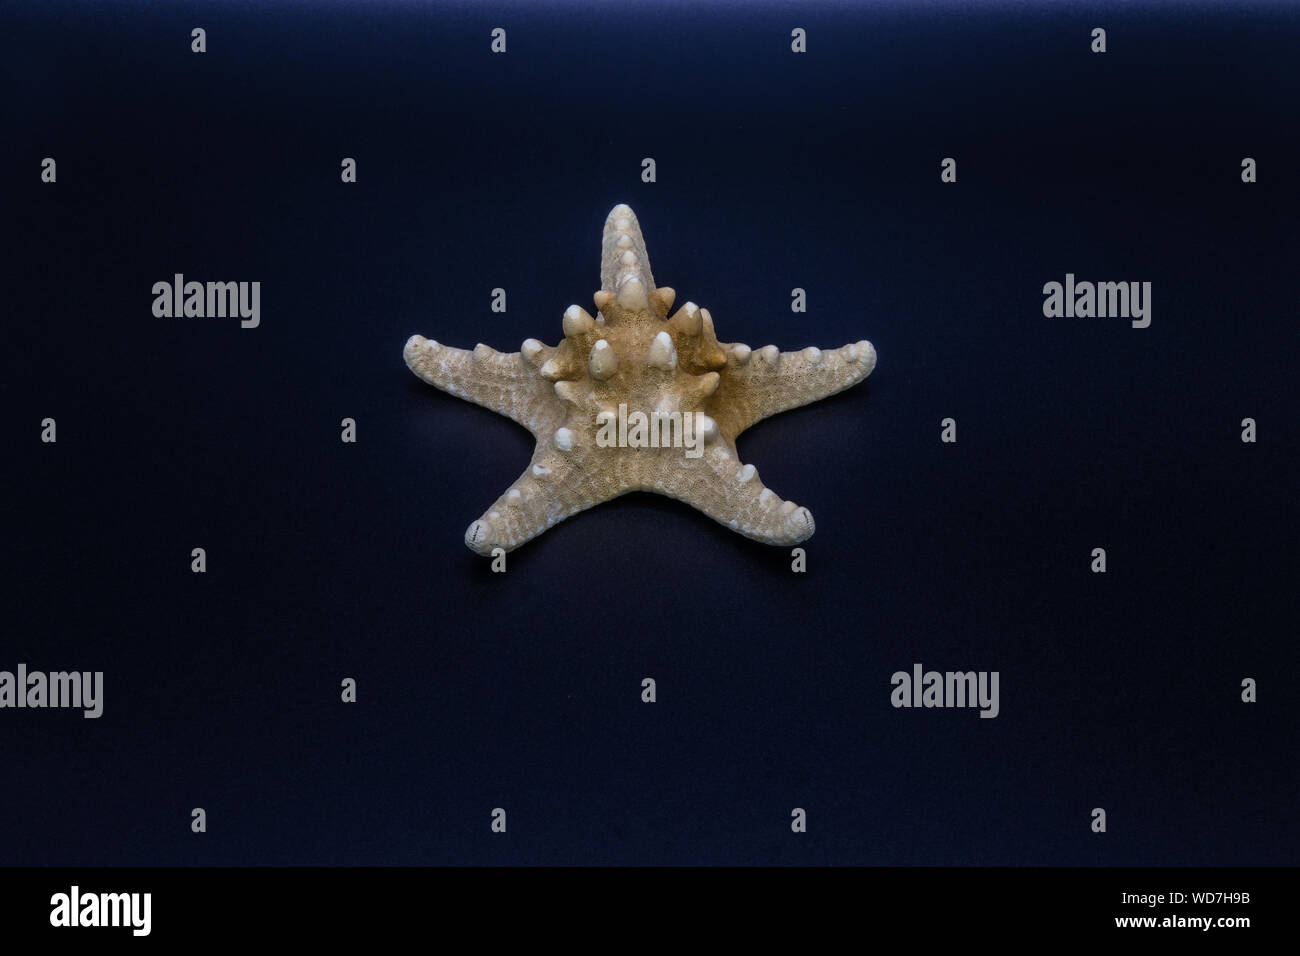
588, 339, 618, 380
563, 304, 595, 338
647, 330, 678, 371
675, 302, 702, 335
616, 275, 649, 311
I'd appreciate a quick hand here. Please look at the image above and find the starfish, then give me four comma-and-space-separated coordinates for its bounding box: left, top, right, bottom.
404, 204, 877, 555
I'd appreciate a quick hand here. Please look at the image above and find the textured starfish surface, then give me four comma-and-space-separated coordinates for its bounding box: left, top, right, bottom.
404, 204, 877, 555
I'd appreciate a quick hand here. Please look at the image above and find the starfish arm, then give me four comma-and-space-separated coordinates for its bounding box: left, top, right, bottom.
656, 446, 817, 546
461, 446, 615, 555
709, 339, 877, 437
404, 335, 565, 438
600, 203, 657, 303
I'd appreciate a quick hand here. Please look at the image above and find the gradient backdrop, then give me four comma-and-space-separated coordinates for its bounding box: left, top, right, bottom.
3, 0, 1297, 865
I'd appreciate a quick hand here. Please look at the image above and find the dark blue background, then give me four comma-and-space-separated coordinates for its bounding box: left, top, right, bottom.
3, 0, 1296, 865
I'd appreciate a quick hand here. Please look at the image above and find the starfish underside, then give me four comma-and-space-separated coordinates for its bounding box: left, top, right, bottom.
405, 204, 877, 554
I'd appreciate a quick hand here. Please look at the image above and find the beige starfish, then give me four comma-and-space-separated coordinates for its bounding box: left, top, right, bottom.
404, 204, 877, 555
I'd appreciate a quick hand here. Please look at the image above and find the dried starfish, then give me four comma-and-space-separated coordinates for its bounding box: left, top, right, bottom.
404, 204, 876, 554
